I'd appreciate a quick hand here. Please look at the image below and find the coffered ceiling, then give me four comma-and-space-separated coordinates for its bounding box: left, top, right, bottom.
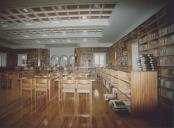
0, 0, 170, 48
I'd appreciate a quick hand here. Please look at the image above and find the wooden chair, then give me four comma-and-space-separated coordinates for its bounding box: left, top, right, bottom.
61, 79, 76, 116
76, 79, 93, 119
35, 78, 50, 101
20, 78, 35, 102
76, 80, 92, 100
61, 79, 76, 101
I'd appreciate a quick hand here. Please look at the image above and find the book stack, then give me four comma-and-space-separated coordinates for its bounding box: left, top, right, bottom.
137, 53, 157, 71
109, 99, 131, 112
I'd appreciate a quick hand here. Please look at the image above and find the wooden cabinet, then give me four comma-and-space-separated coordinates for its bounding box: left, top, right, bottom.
131, 71, 158, 113
97, 68, 158, 114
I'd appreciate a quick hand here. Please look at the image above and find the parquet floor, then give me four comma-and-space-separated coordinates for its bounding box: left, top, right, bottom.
0, 81, 173, 128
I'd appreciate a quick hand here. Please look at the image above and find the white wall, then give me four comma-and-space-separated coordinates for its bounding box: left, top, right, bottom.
50, 47, 75, 57
50, 47, 75, 65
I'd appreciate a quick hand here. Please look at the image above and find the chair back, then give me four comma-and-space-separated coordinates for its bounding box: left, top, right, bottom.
35, 78, 49, 89
62, 79, 76, 89
76, 79, 92, 93
20, 78, 33, 89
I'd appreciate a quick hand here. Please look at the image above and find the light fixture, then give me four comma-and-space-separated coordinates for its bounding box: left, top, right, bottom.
83, 30, 88, 35
1, 24, 8, 28
59, 5, 63, 10
66, 39, 71, 43
22, 8, 29, 13
24, 35, 29, 38
94, 4, 100, 9
57, 5, 63, 10
0, 21, 5, 24
83, 38, 87, 42
82, 16, 87, 20
51, 39, 56, 43
42, 33, 47, 37
36, 40, 41, 43
62, 31, 67, 36
25, 22, 32, 26
81, 16, 88, 22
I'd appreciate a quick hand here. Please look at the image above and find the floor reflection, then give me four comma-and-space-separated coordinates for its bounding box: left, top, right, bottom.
19, 92, 93, 128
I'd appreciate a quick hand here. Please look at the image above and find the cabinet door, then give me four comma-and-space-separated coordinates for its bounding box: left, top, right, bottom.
131, 71, 158, 114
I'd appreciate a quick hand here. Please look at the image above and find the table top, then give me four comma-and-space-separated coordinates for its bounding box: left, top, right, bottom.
55, 77, 96, 82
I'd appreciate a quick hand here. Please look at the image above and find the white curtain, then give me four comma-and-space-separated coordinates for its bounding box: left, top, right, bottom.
93, 53, 106, 67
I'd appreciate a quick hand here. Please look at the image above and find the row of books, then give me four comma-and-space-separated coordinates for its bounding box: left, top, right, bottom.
160, 69, 174, 78
139, 32, 158, 44
161, 89, 174, 101
159, 23, 174, 37
140, 46, 174, 57
160, 79, 174, 89
160, 59, 174, 66
139, 33, 174, 51
159, 34, 174, 46
139, 23, 174, 44
159, 47, 174, 56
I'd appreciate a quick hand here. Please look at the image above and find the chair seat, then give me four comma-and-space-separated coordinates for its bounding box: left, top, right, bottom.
22, 87, 35, 90
35, 87, 48, 92
62, 88, 76, 92
36, 84, 47, 87
77, 88, 90, 93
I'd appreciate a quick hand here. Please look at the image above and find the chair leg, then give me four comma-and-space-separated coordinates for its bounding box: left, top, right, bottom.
46, 91, 49, 104
74, 92, 76, 102
31, 90, 32, 103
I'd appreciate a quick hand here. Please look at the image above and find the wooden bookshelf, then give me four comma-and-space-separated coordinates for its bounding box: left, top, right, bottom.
74, 47, 109, 66
109, 38, 132, 71
108, 1, 174, 111
138, 4, 174, 109
27, 49, 49, 67
97, 68, 158, 114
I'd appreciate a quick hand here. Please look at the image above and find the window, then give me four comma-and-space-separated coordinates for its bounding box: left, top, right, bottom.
0, 53, 7, 67
18, 54, 27, 66
132, 41, 139, 70
69, 55, 75, 66
93, 53, 106, 67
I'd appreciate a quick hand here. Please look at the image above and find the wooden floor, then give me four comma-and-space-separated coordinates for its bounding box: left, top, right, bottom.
0, 81, 173, 128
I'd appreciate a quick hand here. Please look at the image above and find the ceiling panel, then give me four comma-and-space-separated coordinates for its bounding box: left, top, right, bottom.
0, 2, 116, 47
